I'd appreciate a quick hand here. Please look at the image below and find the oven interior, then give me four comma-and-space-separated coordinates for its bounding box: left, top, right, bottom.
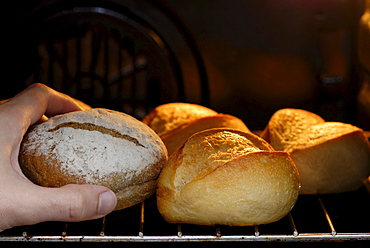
0, 0, 369, 244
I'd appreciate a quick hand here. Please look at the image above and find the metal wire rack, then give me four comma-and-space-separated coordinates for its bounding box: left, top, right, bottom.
1, 178, 370, 243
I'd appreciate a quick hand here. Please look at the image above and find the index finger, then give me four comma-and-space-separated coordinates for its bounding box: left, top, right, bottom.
0, 83, 89, 137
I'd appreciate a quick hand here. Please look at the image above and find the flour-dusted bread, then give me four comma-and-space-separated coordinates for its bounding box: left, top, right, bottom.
19, 108, 168, 210
157, 128, 300, 226
261, 108, 370, 194
143, 102, 251, 155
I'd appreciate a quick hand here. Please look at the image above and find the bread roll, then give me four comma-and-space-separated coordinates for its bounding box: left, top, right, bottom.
261, 108, 370, 194
143, 102, 251, 155
19, 108, 167, 211
157, 128, 300, 226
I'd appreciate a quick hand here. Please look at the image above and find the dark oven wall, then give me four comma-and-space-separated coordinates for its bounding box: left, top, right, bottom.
0, 0, 366, 130
160, 0, 365, 130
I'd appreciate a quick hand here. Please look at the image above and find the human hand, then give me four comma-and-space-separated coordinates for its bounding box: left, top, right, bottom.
0, 83, 117, 232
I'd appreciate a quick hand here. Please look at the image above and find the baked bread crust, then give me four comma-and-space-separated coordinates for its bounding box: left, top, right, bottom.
157, 128, 300, 226
19, 108, 168, 210
143, 103, 251, 155
261, 108, 370, 194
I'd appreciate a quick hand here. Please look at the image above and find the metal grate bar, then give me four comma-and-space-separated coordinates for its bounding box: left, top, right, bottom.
62, 222, 68, 237
215, 226, 221, 237
100, 216, 106, 236
288, 213, 298, 237
254, 225, 260, 237
22, 226, 29, 238
177, 225, 182, 237
4, 233, 370, 242
318, 195, 337, 236
139, 201, 145, 237
2, 184, 370, 242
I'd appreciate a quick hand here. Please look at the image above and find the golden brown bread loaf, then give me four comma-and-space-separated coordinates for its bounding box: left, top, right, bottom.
261, 108, 370, 194
157, 128, 300, 226
19, 108, 168, 211
142, 102, 251, 155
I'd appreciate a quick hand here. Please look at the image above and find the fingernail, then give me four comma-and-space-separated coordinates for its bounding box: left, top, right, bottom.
98, 190, 117, 215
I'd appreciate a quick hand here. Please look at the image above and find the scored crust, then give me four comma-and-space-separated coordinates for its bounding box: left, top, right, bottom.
261, 108, 370, 194
19, 108, 168, 210
157, 128, 300, 226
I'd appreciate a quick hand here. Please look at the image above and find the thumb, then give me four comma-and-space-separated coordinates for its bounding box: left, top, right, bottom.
7, 184, 118, 228
1, 183, 117, 231
45, 184, 118, 222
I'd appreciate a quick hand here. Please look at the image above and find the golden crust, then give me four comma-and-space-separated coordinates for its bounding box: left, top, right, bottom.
142, 102, 218, 137
143, 103, 251, 155
261, 108, 370, 194
157, 128, 300, 226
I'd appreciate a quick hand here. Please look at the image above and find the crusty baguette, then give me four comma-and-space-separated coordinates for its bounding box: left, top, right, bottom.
19, 108, 168, 210
261, 108, 370, 194
143, 103, 251, 155
157, 128, 300, 226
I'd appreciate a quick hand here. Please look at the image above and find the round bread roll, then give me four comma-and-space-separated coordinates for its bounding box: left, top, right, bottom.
157, 128, 300, 226
19, 108, 168, 211
143, 102, 251, 155
261, 108, 370, 194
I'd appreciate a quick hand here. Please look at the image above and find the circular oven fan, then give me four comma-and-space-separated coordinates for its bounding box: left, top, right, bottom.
8, 0, 209, 119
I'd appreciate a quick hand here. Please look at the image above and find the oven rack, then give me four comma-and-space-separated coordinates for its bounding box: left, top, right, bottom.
1, 179, 370, 242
